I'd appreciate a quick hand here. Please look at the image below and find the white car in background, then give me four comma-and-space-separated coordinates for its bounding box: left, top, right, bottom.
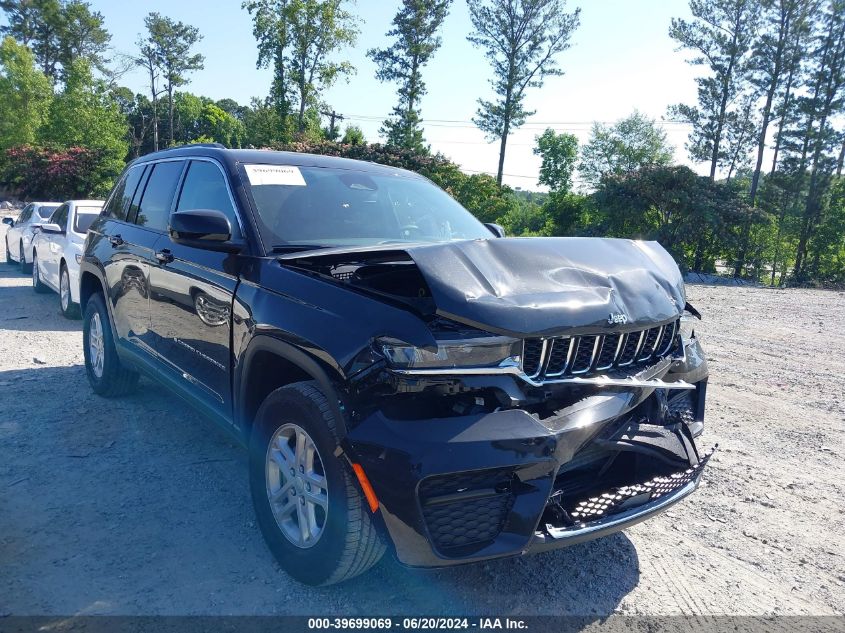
3, 202, 61, 272
31, 200, 104, 318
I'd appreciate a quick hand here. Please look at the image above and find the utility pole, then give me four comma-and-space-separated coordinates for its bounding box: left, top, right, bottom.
320, 109, 345, 140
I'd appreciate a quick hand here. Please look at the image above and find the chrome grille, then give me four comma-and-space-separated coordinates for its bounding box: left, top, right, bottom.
520, 320, 679, 382
522, 338, 544, 377
545, 338, 572, 376
596, 333, 622, 370
570, 337, 596, 374
638, 326, 662, 361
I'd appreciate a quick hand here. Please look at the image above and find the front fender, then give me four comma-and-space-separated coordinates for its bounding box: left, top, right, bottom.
236, 334, 349, 440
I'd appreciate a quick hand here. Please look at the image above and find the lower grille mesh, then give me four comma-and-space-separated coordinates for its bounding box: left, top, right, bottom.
419, 468, 515, 554
422, 495, 513, 550
567, 451, 713, 522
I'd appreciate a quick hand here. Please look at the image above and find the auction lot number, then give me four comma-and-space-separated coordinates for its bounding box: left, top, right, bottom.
308, 618, 474, 629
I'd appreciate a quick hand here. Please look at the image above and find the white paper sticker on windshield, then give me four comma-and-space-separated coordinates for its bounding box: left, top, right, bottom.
244, 164, 306, 186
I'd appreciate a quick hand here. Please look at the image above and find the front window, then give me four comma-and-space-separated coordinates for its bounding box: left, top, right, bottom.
72, 206, 102, 234
242, 164, 491, 250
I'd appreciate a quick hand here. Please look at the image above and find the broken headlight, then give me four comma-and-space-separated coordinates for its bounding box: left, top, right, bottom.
680, 309, 699, 340
378, 336, 521, 370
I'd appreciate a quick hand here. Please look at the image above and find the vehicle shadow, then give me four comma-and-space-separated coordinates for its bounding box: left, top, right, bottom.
0, 265, 81, 332
1, 363, 640, 618
330, 533, 640, 617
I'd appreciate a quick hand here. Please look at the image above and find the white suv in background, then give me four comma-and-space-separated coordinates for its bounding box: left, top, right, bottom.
3, 202, 60, 272
31, 200, 104, 318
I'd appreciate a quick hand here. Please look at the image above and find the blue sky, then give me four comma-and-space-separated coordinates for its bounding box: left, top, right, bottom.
80, 1, 701, 188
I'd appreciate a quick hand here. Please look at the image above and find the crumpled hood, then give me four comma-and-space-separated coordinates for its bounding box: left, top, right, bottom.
402, 237, 686, 337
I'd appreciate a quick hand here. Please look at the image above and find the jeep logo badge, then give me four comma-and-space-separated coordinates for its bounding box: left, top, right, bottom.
607, 312, 628, 325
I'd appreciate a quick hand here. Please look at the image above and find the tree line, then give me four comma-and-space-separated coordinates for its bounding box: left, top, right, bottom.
0, 0, 843, 285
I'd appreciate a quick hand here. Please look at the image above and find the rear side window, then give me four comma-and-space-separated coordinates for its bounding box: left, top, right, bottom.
135, 161, 184, 231
73, 206, 103, 234
35, 205, 58, 220
104, 165, 145, 222
176, 161, 241, 239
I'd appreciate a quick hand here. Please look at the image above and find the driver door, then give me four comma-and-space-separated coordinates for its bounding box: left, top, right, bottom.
42, 204, 69, 288
149, 159, 243, 419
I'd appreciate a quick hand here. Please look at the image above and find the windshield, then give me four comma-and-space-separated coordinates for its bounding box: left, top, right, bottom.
242, 164, 491, 249
73, 207, 101, 234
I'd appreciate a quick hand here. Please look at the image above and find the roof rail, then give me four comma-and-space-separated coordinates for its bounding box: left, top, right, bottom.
167, 142, 226, 149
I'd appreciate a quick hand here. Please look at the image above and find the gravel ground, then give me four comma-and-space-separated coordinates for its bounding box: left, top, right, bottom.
1, 226, 843, 617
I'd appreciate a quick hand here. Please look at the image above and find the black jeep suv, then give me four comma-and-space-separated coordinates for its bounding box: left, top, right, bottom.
79, 144, 711, 585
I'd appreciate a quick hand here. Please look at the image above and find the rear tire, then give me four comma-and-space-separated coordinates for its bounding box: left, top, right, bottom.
4, 238, 11, 264
20, 243, 32, 273
83, 292, 139, 396
249, 381, 385, 585
59, 264, 80, 319
31, 253, 48, 292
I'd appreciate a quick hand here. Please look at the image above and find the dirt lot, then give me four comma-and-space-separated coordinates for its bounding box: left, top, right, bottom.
1, 227, 843, 617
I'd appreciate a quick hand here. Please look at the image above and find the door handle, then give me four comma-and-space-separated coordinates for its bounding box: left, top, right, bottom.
109, 234, 124, 247
155, 249, 174, 264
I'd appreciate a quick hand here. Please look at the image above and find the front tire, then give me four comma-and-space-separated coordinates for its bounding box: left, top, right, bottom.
82, 292, 139, 396
59, 264, 80, 319
249, 381, 385, 585
31, 253, 48, 293
4, 238, 11, 265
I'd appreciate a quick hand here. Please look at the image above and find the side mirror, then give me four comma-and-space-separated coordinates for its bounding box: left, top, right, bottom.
40, 223, 64, 234
169, 209, 243, 253
484, 222, 506, 238
2, 217, 13, 226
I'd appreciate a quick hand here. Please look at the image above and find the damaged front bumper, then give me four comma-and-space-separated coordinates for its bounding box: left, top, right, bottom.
346, 336, 712, 568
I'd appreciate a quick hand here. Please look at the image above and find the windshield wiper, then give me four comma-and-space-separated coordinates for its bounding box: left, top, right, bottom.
270, 244, 331, 254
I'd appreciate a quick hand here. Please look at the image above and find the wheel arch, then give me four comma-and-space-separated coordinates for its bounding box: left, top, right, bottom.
237, 336, 349, 443
79, 268, 106, 312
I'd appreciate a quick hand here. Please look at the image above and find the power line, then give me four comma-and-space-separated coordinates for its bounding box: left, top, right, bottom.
462, 168, 538, 180
342, 113, 692, 127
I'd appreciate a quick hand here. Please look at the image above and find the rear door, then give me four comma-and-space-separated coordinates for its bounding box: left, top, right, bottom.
148, 158, 243, 418
100, 160, 186, 356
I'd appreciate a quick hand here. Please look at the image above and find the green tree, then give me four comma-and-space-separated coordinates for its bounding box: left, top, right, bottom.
111, 86, 154, 158
792, 0, 845, 281
450, 172, 518, 224
0, 36, 53, 149
593, 165, 758, 269
748, 0, 813, 203
367, 0, 452, 151
340, 124, 364, 145
669, 0, 759, 180
243, 96, 285, 146
199, 102, 245, 147
243, 0, 294, 129
56, 0, 111, 78
216, 97, 249, 121
142, 13, 204, 146
172, 91, 204, 144
287, 0, 358, 134
533, 128, 577, 193
0, 0, 62, 82
579, 111, 674, 189
135, 16, 163, 151
39, 58, 127, 194
497, 195, 553, 236
1, 0, 110, 83
466, 0, 580, 185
